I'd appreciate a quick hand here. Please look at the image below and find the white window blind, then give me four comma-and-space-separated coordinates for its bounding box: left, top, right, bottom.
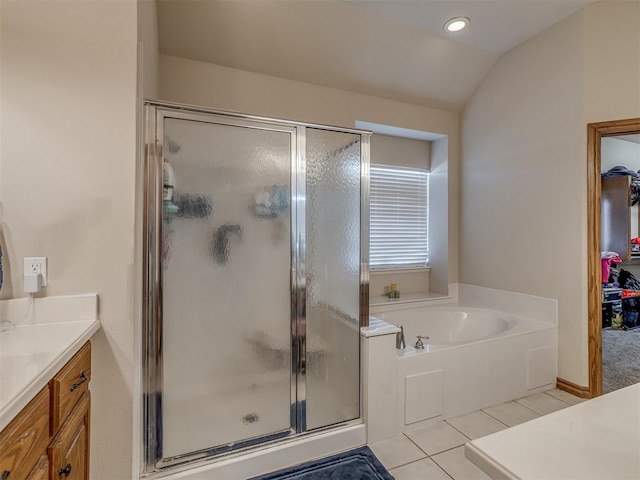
370, 164, 429, 269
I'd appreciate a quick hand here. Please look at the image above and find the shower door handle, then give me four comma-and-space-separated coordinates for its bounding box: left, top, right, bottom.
299, 336, 306, 375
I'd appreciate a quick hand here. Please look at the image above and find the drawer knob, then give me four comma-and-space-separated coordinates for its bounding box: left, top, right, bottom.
59, 464, 72, 477
1, 470, 10, 480
70, 371, 87, 391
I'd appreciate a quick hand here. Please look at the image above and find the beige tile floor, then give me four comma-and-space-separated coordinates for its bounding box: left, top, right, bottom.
369, 388, 585, 480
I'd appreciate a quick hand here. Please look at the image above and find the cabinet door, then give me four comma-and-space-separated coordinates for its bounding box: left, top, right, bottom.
49, 393, 90, 480
51, 342, 91, 433
25, 456, 48, 480
0, 386, 50, 480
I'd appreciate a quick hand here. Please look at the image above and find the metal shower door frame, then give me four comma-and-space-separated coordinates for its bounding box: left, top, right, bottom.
142, 101, 370, 474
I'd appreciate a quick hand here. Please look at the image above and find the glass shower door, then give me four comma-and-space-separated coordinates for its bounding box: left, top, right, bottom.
304, 128, 362, 430
159, 114, 295, 459
144, 104, 368, 473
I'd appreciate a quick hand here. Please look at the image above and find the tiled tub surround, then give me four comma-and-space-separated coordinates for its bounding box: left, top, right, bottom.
363, 285, 557, 443
0, 294, 100, 430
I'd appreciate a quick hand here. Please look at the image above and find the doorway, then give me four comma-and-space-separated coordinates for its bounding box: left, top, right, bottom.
587, 118, 640, 398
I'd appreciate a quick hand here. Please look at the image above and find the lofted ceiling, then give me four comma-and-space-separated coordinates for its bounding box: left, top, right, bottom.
157, 0, 596, 112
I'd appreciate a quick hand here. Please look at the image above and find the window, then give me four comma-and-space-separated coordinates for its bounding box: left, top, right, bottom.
369, 164, 429, 269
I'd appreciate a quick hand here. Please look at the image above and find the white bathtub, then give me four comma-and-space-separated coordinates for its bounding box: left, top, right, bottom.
388, 306, 538, 351
373, 303, 557, 433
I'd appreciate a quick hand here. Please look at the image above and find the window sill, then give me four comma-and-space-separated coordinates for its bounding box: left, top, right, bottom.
369, 292, 449, 308
370, 267, 431, 275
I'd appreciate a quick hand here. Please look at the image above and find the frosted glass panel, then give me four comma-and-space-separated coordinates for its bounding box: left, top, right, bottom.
305, 128, 361, 430
161, 118, 292, 457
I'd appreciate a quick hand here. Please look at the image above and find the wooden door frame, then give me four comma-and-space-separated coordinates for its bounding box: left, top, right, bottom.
587, 118, 640, 398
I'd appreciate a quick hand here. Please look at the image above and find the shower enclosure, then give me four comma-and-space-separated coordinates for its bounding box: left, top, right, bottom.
143, 102, 370, 472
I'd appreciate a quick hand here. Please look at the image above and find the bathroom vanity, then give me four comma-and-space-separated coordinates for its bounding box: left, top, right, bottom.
0, 295, 99, 480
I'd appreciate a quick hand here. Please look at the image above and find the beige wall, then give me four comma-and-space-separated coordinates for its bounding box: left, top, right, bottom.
429, 136, 450, 295
583, 1, 640, 125
138, 0, 159, 100
370, 134, 431, 169
159, 55, 460, 292
0, 1, 138, 478
461, 1, 640, 387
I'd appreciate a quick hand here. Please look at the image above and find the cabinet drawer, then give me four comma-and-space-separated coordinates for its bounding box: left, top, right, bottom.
51, 342, 91, 433
25, 456, 48, 480
49, 392, 90, 480
0, 386, 50, 480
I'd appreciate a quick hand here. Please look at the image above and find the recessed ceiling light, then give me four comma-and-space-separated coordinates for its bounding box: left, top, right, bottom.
444, 17, 470, 33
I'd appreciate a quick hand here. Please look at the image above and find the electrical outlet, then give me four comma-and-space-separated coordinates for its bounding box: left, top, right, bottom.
24, 257, 47, 286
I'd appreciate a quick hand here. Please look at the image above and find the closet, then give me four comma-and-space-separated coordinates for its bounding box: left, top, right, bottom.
601, 175, 639, 261
599, 135, 640, 395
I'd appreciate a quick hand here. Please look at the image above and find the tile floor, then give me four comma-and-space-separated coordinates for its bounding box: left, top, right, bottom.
369, 388, 585, 479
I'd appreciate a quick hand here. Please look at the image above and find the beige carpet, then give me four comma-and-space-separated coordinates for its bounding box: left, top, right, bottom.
602, 328, 640, 394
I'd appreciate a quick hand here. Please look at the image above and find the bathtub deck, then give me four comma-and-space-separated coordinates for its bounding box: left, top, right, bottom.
369, 388, 585, 480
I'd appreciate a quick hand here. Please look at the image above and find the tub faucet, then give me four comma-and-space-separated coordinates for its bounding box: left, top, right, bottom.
415, 335, 429, 350
396, 325, 406, 349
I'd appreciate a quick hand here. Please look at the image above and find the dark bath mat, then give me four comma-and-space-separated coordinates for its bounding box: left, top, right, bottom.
250, 446, 394, 480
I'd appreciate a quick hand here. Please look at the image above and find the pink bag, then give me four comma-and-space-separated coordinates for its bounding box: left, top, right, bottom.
601, 251, 622, 283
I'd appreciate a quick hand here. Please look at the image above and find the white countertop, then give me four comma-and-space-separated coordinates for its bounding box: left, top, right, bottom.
0, 294, 100, 431
466, 383, 640, 479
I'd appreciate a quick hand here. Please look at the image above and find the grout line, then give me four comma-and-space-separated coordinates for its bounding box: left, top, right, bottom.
542, 390, 577, 406
402, 432, 431, 457
430, 451, 461, 480
434, 460, 455, 480
389, 455, 455, 480
513, 398, 547, 416
387, 456, 428, 472
514, 397, 571, 416
479, 408, 514, 428
431, 443, 468, 457
443, 419, 474, 441
371, 436, 427, 471
403, 428, 470, 459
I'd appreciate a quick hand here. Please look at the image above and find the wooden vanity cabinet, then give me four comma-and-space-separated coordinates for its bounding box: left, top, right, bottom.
0, 342, 91, 480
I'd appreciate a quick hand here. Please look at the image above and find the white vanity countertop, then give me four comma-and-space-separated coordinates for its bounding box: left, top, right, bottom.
0, 294, 100, 432
465, 383, 640, 480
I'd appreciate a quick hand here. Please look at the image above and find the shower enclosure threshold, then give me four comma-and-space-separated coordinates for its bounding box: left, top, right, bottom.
142, 422, 365, 479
